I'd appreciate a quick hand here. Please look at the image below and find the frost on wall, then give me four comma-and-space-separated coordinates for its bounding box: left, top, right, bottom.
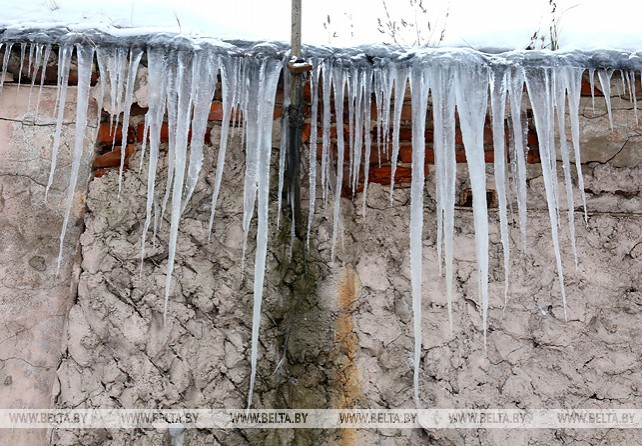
0, 33, 636, 406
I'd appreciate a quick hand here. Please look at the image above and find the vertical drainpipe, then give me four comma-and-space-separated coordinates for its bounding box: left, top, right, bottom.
287, 0, 312, 240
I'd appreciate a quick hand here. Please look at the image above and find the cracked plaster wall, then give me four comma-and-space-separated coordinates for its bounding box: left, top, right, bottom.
50, 83, 642, 446
0, 84, 96, 446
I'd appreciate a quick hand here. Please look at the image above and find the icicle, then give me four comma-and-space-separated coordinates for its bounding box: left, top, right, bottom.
320, 61, 332, 205
1, 43, 13, 90
27, 43, 41, 111
330, 64, 347, 261
507, 67, 528, 252
347, 66, 356, 193
138, 120, 149, 171
35, 44, 52, 116
140, 47, 169, 275
525, 67, 568, 321
597, 69, 614, 131
408, 61, 429, 406
490, 66, 511, 309
45, 45, 72, 200
182, 51, 219, 212
588, 68, 596, 113
17, 42, 26, 90
160, 52, 180, 230
430, 64, 456, 328
118, 48, 144, 196
246, 57, 282, 409
554, 67, 578, 268
630, 71, 638, 123
240, 62, 260, 274
163, 49, 195, 321
307, 64, 320, 246
56, 44, 94, 273
389, 66, 408, 200
361, 66, 373, 218
454, 61, 490, 347
565, 68, 588, 224
276, 66, 290, 228
350, 69, 365, 196
208, 56, 237, 236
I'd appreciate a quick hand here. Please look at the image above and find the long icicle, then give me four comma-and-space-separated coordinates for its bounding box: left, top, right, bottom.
408, 60, 429, 406
490, 66, 511, 308
56, 44, 94, 273
525, 67, 568, 321
454, 60, 490, 347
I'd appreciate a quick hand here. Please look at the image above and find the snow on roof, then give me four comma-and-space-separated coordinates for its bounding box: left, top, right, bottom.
2, 0, 642, 52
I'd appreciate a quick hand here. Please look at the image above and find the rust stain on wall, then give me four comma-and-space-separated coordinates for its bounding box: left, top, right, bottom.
332, 266, 364, 446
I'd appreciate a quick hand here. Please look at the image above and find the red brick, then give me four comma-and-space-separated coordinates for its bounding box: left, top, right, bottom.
581, 77, 603, 97
369, 164, 429, 186
93, 144, 135, 169
527, 149, 541, 164
137, 122, 170, 143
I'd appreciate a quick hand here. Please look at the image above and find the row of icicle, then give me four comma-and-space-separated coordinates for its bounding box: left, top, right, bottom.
0, 41, 629, 407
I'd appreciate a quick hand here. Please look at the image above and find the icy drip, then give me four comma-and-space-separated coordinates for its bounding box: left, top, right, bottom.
56, 44, 94, 273
565, 68, 588, 224
389, 66, 408, 199
246, 57, 282, 409
276, 66, 290, 228
507, 67, 528, 252
597, 69, 614, 130
320, 60, 332, 205
17, 42, 25, 90
554, 67, 579, 267
489, 66, 511, 308
430, 65, 456, 328
454, 62, 490, 346
0, 43, 12, 90
140, 47, 169, 274
163, 50, 196, 321
27, 43, 42, 110
45, 44, 72, 200
524, 67, 568, 320
35, 44, 52, 116
349, 68, 365, 196
307, 64, 320, 245
361, 66, 373, 217
182, 51, 219, 213
408, 61, 429, 406
118, 48, 144, 195
630, 71, 639, 122
330, 64, 347, 260
208, 56, 238, 235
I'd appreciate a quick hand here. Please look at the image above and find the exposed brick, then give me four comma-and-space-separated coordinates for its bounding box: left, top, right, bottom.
527, 149, 541, 164
92, 144, 135, 169
209, 101, 243, 121
136, 122, 170, 143
581, 76, 603, 97
369, 164, 429, 186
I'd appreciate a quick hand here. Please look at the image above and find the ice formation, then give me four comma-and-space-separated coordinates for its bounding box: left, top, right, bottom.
0, 33, 628, 406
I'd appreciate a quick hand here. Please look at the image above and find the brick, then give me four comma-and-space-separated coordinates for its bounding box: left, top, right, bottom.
581, 77, 603, 97
136, 122, 170, 143
209, 101, 243, 121
369, 164, 429, 186
92, 144, 135, 169
527, 149, 541, 164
